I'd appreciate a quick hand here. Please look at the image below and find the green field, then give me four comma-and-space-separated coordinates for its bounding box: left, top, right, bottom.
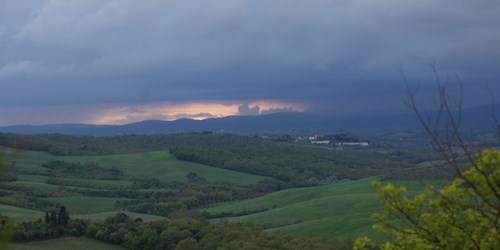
0, 146, 270, 225
0, 204, 45, 222
60, 151, 268, 184
8, 175, 132, 193
8, 181, 59, 193
41, 196, 124, 214
2, 147, 268, 185
73, 211, 168, 222
207, 178, 451, 240
50, 177, 133, 188
15, 175, 49, 183
7, 237, 125, 250
2, 146, 55, 170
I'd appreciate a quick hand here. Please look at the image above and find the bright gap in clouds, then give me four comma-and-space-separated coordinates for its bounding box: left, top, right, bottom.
0, 101, 305, 126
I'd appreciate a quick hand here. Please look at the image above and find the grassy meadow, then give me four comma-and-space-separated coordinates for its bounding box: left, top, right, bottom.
0, 204, 45, 222
41, 196, 125, 214
0, 146, 268, 224
207, 178, 451, 240
2, 146, 268, 184
60, 151, 268, 184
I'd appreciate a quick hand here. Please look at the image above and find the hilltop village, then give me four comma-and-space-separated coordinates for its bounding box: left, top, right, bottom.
257, 133, 370, 147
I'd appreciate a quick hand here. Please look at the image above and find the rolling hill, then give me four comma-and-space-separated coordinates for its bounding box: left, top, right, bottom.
206, 178, 451, 240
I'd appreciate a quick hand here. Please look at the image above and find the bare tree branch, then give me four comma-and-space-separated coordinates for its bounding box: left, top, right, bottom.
403, 65, 500, 212
489, 89, 500, 143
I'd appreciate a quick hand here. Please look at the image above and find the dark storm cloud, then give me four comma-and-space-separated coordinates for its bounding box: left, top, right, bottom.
0, 0, 499, 117
261, 107, 294, 115
236, 103, 295, 116
237, 104, 260, 116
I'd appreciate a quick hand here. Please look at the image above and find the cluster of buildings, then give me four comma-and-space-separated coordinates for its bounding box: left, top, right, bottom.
295, 134, 369, 147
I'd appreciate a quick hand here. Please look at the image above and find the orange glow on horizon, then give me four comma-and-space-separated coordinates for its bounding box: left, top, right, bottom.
0, 100, 306, 126
88, 100, 306, 125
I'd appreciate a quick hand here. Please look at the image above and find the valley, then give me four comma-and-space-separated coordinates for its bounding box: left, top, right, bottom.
0, 132, 458, 249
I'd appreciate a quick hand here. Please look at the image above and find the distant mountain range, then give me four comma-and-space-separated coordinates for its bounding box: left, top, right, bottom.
1, 104, 498, 136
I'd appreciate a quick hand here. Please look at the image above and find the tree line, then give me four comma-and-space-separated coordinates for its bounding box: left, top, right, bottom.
9, 211, 351, 250
0, 133, 270, 156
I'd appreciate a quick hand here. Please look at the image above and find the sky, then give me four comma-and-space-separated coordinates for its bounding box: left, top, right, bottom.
0, 0, 499, 125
